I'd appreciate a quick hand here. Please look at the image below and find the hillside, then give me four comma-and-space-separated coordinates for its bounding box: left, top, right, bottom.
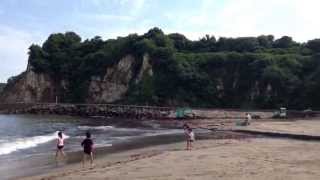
0, 83, 5, 94
1, 27, 320, 109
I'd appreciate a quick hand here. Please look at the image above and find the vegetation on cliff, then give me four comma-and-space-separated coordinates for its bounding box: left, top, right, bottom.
0, 83, 5, 94
9, 28, 320, 109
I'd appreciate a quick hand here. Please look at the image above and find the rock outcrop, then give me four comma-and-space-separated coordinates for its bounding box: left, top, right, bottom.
87, 54, 153, 103
0, 70, 56, 103
87, 55, 136, 103
0, 53, 154, 104
137, 54, 153, 81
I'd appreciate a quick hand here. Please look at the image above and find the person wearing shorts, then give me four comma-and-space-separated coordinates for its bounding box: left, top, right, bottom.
55, 131, 66, 164
81, 131, 94, 167
183, 124, 195, 150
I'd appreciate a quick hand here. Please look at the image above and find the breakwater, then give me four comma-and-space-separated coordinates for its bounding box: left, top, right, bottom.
0, 103, 173, 119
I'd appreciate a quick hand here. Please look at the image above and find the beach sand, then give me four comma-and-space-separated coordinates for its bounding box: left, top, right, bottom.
236, 119, 320, 136
18, 117, 320, 180
21, 136, 320, 180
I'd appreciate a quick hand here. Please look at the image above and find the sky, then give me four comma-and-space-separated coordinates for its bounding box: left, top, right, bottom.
0, 0, 320, 83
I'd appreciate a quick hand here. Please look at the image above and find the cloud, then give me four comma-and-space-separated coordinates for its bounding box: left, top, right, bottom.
73, 0, 150, 36
163, 0, 320, 42
215, 0, 320, 41
88, 19, 154, 40
113, 0, 148, 16
80, 0, 148, 16
130, 0, 147, 15
81, 13, 135, 22
0, 26, 39, 82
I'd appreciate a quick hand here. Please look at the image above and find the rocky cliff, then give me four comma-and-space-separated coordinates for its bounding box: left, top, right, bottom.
0, 54, 153, 104
1, 29, 318, 109
0, 70, 55, 103
87, 54, 152, 103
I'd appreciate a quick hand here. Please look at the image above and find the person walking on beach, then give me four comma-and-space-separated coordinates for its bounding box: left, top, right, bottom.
55, 131, 66, 164
81, 131, 94, 167
245, 113, 252, 125
183, 124, 195, 150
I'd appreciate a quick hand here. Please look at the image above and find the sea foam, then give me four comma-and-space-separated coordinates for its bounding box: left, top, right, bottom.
0, 131, 69, 155
78, 125, 114, 130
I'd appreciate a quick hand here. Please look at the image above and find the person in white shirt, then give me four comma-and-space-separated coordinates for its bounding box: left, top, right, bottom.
246, 113, 252, 125
55, 131, 66, 164
183, 124, 195, 150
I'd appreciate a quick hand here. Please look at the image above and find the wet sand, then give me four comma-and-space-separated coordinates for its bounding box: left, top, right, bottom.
14, 130, 250, 180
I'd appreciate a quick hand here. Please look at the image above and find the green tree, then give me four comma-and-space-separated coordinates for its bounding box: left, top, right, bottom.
257, 35, 274, 48
306, 39, 320, 52
273, 36, 296, 48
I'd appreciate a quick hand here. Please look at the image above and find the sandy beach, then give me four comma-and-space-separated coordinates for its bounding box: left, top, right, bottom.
21, 118, 320, 180
21, 137, 320, 180
14, 111, 320, 180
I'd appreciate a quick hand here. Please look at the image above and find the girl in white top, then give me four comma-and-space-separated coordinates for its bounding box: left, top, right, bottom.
184, 124, 195, 150
55, 131, 66, 164
246, 113, 252, 125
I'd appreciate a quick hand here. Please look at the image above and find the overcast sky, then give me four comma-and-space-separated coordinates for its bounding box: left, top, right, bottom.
0, 0, 320, 83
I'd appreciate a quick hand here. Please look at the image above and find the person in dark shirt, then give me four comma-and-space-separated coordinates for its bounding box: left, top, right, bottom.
81, 131, 94, 167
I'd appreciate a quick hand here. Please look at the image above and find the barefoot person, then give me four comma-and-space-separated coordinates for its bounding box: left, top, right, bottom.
55, 131, 66, 164
183, 124, 195, 150
81, 131, 94, 167
245, 113, 252, 125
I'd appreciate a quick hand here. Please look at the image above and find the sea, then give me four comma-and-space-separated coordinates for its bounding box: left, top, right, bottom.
0, 114, 185, 179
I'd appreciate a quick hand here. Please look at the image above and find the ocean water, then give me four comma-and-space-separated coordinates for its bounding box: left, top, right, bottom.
0, 114, 184, 179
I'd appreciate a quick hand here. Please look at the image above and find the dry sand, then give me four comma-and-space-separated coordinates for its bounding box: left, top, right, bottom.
21, 117, 320, 180
21, 137, 320, 180
236, 119, 320, 136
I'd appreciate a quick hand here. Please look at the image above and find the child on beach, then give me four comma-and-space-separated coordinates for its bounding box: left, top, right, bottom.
245, 113, 252, 125
55, 131, 66, 163
183, 124, 195, 150
81, 131, 94, 167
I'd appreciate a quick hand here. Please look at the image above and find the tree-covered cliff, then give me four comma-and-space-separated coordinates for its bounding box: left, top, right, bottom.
0, 83, 5, 94
2, 27, 320, 109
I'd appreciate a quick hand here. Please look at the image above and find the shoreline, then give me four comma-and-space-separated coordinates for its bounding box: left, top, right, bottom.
9, 133, 186, 179
4, 114, 320, 179
17, 130, 255, 180
21, 137, 320, 180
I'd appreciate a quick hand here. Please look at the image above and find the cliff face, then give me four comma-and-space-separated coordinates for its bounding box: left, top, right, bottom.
0, 51, 275, 107
87, 54, 152, 103
0, 49, 284, 109
0, 54, 153, 104
0, 70, 56, 103
87, 55, 135, 103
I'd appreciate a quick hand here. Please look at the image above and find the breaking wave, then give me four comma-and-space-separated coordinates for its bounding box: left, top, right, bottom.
0, 131, 69, 155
